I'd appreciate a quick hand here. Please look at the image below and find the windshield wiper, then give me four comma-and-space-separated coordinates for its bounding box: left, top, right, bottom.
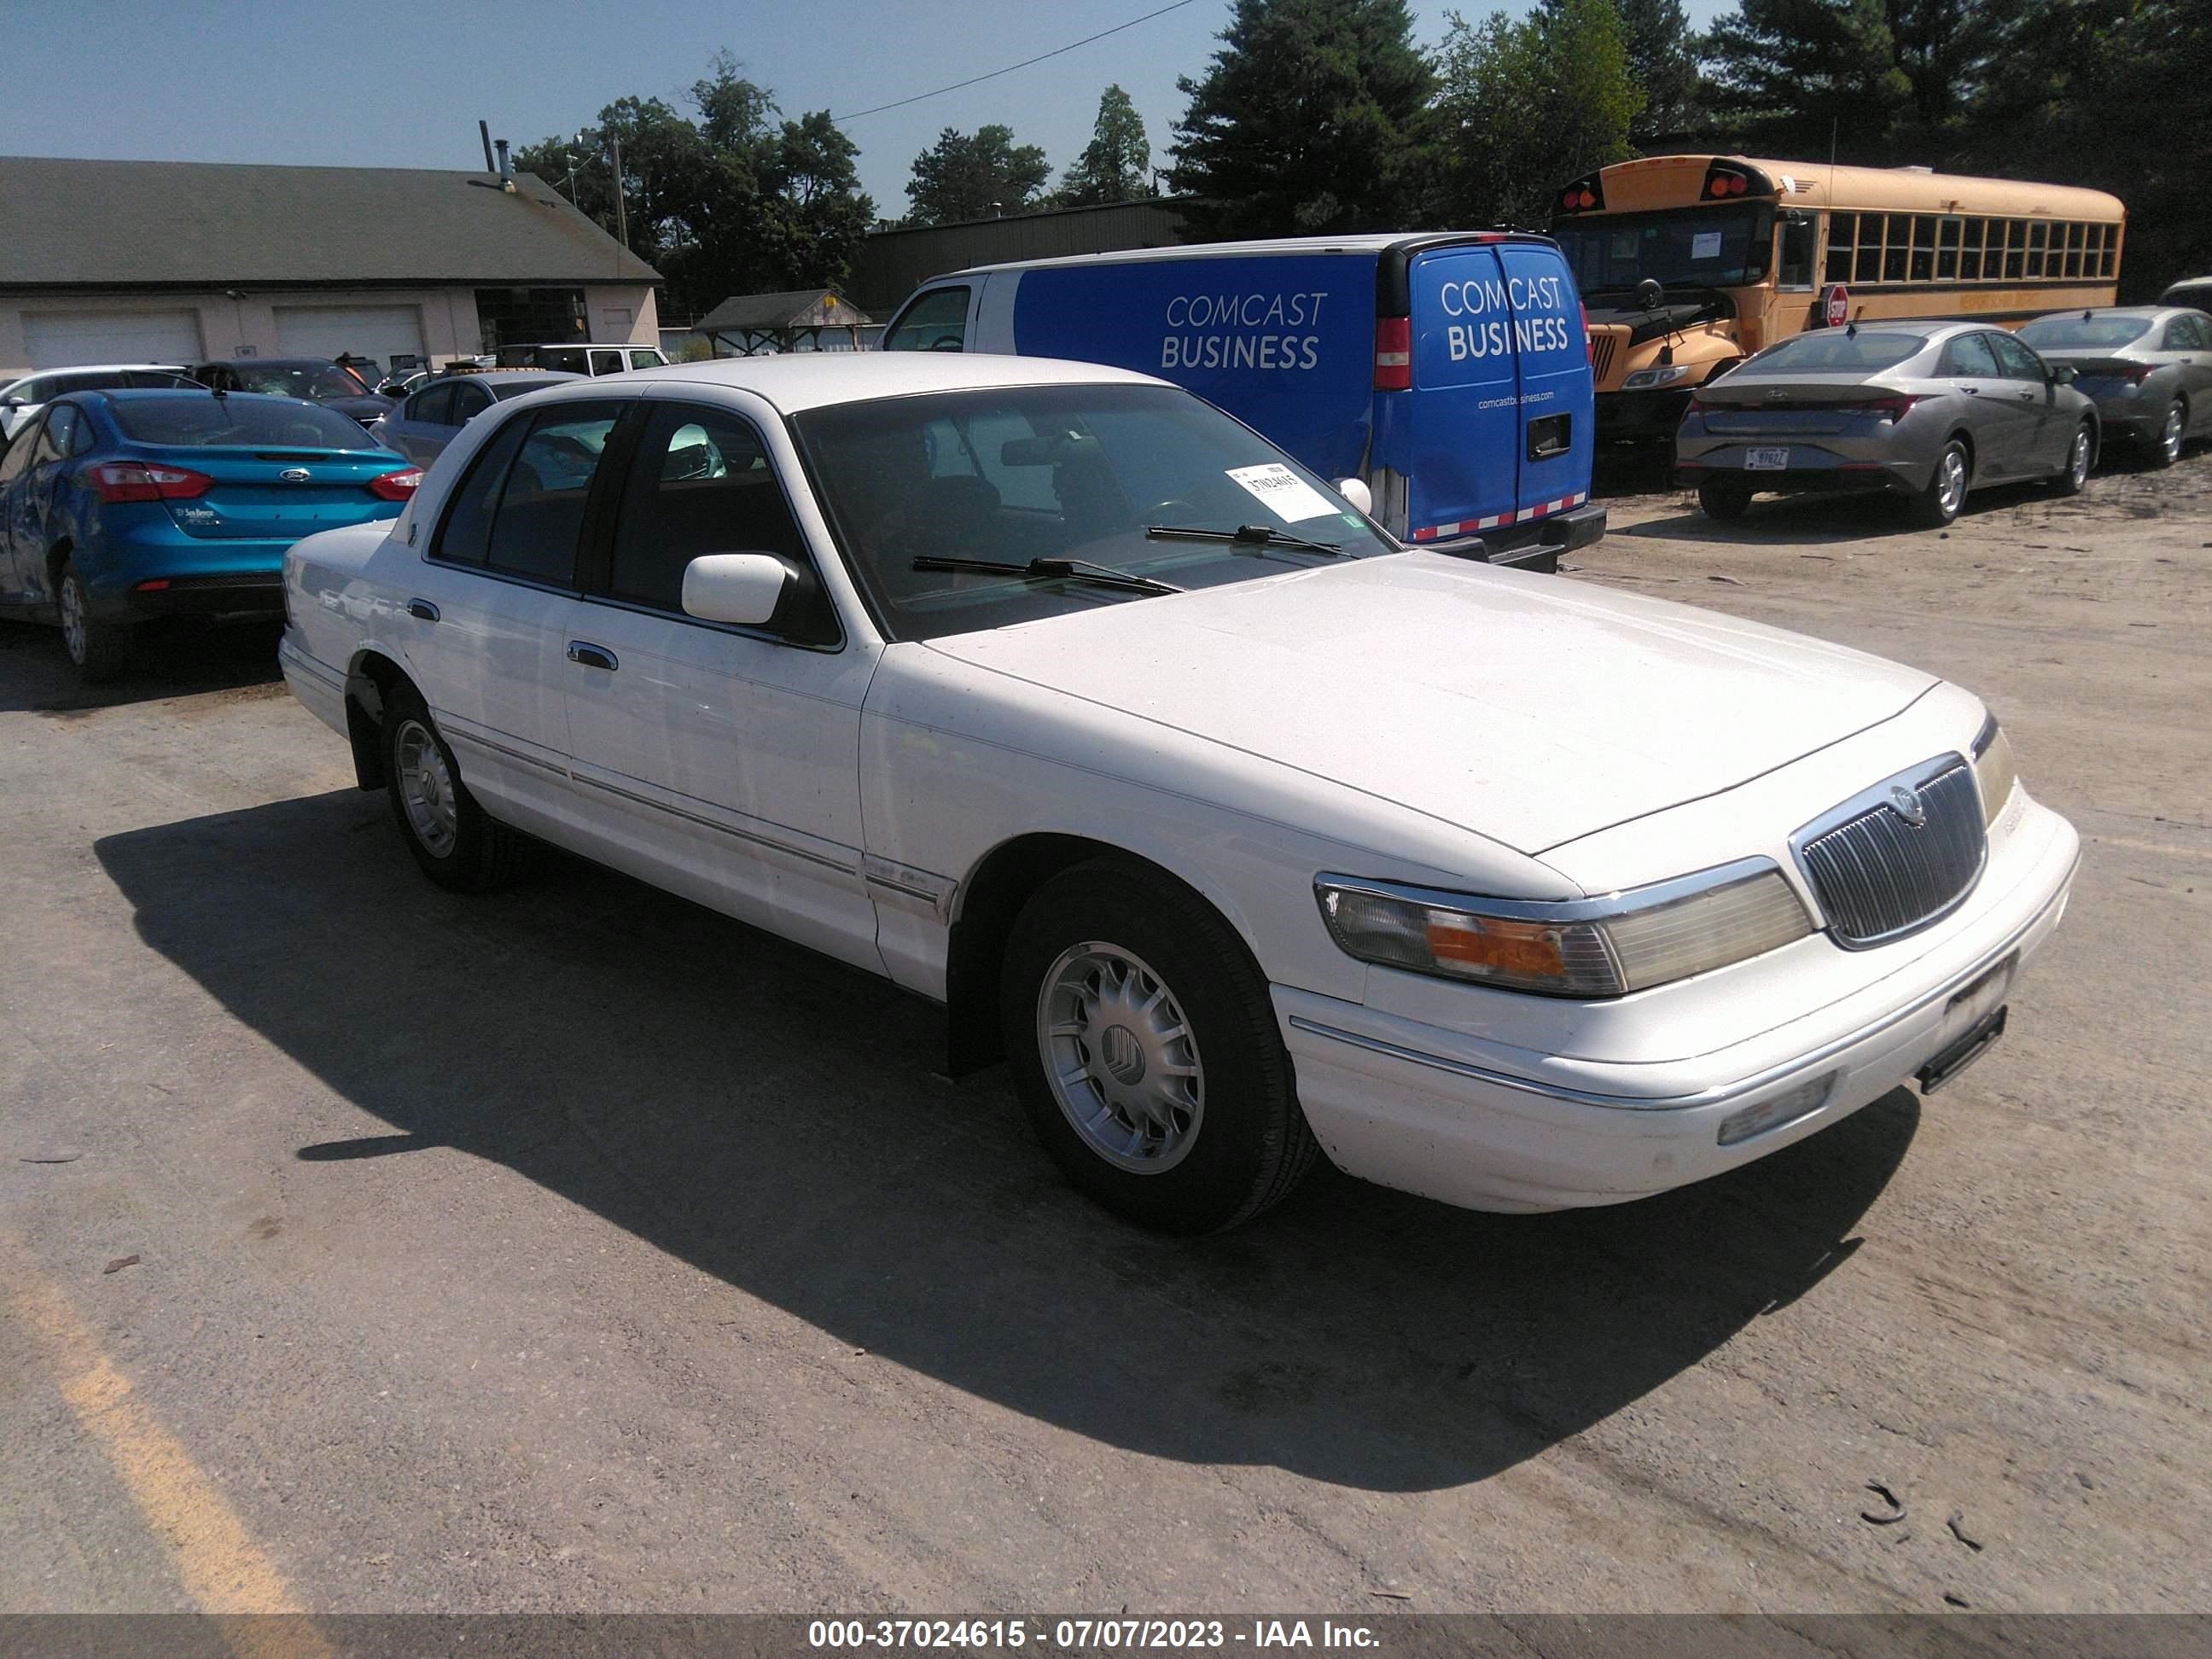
911, 556, 1183, 595
1144, 522, 1344, 556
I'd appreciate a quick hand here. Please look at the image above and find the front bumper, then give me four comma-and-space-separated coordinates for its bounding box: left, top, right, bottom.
1422, 502, 1607, 574
1275, 799, 2079, 1214
1596, 387, 1696, 440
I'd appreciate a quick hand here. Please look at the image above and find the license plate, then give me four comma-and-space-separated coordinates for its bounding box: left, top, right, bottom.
1745, 447, 1790, 470
1918, 952, 2018, 1094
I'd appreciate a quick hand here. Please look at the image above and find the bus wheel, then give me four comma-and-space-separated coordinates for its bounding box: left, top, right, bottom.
1697, 480, 1752, 521
1911, 440, 1970, 528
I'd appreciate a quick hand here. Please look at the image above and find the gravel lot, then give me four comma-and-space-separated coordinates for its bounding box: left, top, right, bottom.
2, 447, 2206, 1620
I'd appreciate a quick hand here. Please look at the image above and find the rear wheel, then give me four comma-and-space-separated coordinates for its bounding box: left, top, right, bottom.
380, 683, 533, 892
56, 560, 135, 683
2150, 401, 2185, 469
1911, 440, 1970, 527
1000, 861, 1317, 1233
1697, 479, 1753, 521
2051, 422, 2093, 495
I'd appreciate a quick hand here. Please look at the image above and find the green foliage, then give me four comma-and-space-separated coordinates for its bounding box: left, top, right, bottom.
1167, 0, 1438, 238
1701, 0, 1912, 160
512, 52, 875, 322
1431, 0, 1644, 230
1056, 86, 1155, 207
904, 125, 1053, 225
1615, 0, 1703, 139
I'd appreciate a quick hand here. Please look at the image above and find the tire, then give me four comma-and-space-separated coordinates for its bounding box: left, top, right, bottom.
1697, 480, 1752, 521
379, 681, 533, 892
999, 860, 1318, 1233
56, 560, 135, 683
2148, 400, 2185, 469
1911, 439, 1970, 527
2051, 422, 2093, 495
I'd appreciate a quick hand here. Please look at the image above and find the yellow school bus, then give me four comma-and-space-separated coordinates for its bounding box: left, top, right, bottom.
1549, 155, 2127, 439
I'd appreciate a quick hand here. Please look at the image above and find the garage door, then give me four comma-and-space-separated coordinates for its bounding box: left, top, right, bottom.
22, 310, 204, 369
273, 306, 427, 372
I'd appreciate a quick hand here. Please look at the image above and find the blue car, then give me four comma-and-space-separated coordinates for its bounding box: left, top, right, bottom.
0, 388, 420, 680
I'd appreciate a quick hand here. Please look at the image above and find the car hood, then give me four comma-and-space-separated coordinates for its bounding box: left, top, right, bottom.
922, 553, 1936, 856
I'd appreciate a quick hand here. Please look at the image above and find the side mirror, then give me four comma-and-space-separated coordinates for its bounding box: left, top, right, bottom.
682, 552, 790, 628
1335, 476, 1374, 515
2052, 364, 2078, 386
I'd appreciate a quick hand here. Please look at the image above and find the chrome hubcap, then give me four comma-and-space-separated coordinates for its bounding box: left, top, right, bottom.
60, 576, 86, 664
1937, 451, 1966, 514
2069, 429, 2090, 486
1038, 941, 1203, 1173
394, 719, 458, 857
2164, 406, 2185, 461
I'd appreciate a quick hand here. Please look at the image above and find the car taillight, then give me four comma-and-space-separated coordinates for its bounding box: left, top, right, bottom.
1373, 316, 1412, 391
1858, 394, 1923, 421
87, 461, 213, 504
368, 468, 423, 500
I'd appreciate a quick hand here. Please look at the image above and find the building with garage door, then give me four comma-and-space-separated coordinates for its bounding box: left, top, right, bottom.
0, 155, 662, 376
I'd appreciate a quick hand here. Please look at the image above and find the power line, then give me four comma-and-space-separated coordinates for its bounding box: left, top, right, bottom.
832, 0, 1203, 123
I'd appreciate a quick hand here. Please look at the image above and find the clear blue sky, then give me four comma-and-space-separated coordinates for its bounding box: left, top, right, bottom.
0, 0, 1730, 216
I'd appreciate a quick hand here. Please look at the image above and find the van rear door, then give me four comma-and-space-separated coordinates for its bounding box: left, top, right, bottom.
1398, 243, 1521, 541
1495, 242, 1594, 526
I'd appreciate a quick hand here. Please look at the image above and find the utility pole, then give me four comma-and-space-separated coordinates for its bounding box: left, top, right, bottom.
608, 138, 630, 250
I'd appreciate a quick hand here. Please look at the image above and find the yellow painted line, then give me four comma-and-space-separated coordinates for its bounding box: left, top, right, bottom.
9, 1274, 335, 1657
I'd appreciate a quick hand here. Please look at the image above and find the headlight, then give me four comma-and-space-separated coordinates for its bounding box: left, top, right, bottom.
1314, 859, 1814, 998
1971, 712, 2016, 824
1621, 364, 1691, 389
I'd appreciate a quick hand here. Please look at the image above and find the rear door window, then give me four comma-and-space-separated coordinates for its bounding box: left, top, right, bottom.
883, 287, 970, 352
410, 385, 457, 426
589, 349, 625, 376
484, 404, 625, 585
1941, 334, 2001, 379
432, 415, 533, 567
450, 381, 494, 422
629, 349, 663, 370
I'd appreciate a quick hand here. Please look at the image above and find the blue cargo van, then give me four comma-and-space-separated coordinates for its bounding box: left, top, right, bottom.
880, 233, 1604, 568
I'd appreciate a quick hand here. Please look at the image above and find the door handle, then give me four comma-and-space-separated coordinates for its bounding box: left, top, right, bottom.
567, 641, 619, 672
405, 597, 439, 622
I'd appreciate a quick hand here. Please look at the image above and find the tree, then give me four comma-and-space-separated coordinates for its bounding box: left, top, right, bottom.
1430, 0, 1643, 231
904, 125, 1052, 225
1701, 0, 1912, 161
513, 53, 876, 320
1167, 0, 1438, 238
1615, 0, 1703, 140
1056, 85, 1155, 207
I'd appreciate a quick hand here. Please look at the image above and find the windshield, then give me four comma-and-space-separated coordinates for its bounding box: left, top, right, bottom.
792, 383, 1394, 643
111, 395, 380, 450
235, 364, 372, 399
2017, 315, 2151, 351
1553, 206, 1772, 293
1739, 330, 1931, 374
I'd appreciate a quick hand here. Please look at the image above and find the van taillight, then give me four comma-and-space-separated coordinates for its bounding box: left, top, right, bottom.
1581, 304, 1592, 363
1374, 317, 1412, 391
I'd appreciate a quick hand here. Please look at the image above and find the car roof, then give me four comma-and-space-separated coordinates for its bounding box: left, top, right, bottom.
930, 231, 1553, 278
527, 352, 1166, 416
7, 362, 187, 379
2026, 306, 2167, 320
197, 357, 344, 369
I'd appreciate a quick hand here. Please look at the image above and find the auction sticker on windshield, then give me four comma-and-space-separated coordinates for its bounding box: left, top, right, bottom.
1226, 463, 1336, 521
1746, 447, 1790, 470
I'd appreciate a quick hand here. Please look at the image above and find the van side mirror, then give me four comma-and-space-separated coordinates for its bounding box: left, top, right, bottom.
1335, 477, 1374, 515
682, 553, 790, 627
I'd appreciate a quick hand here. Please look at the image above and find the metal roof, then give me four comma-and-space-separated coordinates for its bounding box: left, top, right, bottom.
0, 155, 661, 288
694, 290, 871, 331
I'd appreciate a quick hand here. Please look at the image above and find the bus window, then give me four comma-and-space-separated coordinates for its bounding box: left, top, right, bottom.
1778, 212, 1815, 288
1884, 217, 1908, 282
1937, 218, 1962, 281
2026, 221, 2048, 277
1825, 213, 1854, 284
1856, 215, 1886, 283
2066, 223, 2085, 277
2005, 222, 2027, 279
1960, 218, 1985, 281
1911, 216, 1937, 282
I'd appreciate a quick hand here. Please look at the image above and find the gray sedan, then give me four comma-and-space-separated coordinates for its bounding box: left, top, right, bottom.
2017, 306, 2212, 468
1677, 320, 2098, 527
370, 370, 583, 468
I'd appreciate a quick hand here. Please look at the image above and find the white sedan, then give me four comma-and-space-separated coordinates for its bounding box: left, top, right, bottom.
278, 356, 2079, 1233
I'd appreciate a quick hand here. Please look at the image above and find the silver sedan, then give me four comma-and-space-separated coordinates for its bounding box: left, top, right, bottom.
370, 369, 584, 468
1677, 319, 2098, 527
2017, 306, 2212, 469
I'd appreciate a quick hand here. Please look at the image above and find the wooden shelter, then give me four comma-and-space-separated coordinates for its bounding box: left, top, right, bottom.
692, 288, 874, 355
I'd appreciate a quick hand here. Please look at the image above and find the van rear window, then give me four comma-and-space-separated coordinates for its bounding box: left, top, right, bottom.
111, 396, 378, 449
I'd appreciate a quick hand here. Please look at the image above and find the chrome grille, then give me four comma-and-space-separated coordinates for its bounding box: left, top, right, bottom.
1794, 759, 1986, 948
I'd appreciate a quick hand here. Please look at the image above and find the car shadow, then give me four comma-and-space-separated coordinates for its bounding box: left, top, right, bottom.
95, 791, 1918, 1493
0, 616, 283, 716
1617, 477, 2070, 547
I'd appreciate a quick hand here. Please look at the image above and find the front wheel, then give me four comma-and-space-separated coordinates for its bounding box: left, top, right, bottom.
1697, 480, 1752, 521
380, 683, 533, 892
1911, 440, 1970, 527
56, 560, 136, 683
2051, 422, 2093, 495
1000, 861, 1317, 1233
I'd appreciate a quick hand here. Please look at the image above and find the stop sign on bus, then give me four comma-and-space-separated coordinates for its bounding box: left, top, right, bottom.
1824, 284, 1850, 328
